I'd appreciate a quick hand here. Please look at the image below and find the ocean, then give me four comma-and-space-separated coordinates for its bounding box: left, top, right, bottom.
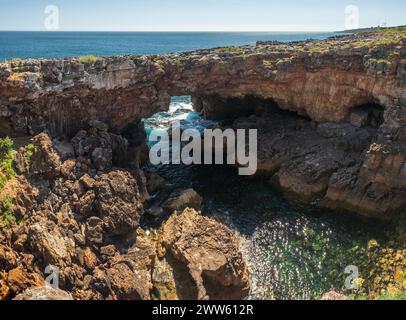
0, 31, 335, 60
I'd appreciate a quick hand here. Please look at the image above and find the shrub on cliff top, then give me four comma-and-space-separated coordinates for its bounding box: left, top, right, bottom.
79, 55, 102, 63
0, 137, 16, 189
216, 46, 243, 54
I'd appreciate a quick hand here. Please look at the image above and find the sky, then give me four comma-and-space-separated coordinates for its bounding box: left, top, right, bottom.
0, 0, 405, 32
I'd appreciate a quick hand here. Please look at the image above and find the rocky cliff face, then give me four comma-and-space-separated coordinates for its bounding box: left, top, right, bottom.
0, 125, 249, 300
1, 29, 406, 220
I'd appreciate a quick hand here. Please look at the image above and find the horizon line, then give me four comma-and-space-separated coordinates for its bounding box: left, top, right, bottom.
0, 30, 339, 33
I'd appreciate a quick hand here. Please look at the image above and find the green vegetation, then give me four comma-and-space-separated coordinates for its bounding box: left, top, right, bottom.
79, 55, 102, 63
24, 143, 37, 164
0, 196, 15, 228
216, 46, 243, 54
0, 137, 16, 189
5, 58, 23, 64
375, 291, 406, 300
169, 57, 183, 65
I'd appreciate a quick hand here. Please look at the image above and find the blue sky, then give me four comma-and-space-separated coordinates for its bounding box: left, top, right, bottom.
0, 0, 405, 31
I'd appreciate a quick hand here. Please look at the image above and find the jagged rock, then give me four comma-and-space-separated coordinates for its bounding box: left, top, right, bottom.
3, 267, 44, 298
85, 217, 104, 245
0, 245, 17, 272
323, 104, 406, 219
14, 286, 74, 300
94, 171, 143, 236
71, 127, 113, 171
107, 236, 155, 300
162, 188, 203, 214
53, 139, 75, 161
30, 133, 61, 178
76, 190, 95, 217
158, 208, 250, 300
89, 120, 109, 132
27, 223, 74, 267
79, 174, 95, 189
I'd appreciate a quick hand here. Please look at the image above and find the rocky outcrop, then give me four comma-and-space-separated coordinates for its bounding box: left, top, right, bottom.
156, 208, 250, 300
1, 29, 406, 219
322, 104, 406, 219
162, 188, 203, 214
0, 128, 249, 300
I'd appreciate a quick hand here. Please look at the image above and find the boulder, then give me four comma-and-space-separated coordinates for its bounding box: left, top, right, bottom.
94, 171, 143, 236
30, 133, 61, 178
158, 208, 250, 300
145, 172, 167, 194
107, 236, 156, 300
162, 188, 203, 214
27, 223, 74, 267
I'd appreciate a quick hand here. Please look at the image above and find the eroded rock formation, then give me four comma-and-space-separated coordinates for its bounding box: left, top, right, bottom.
0, 125, 249, 300
1, 29, 406, 219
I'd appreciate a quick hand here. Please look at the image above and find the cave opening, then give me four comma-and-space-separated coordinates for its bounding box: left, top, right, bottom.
350, 102, 385, 128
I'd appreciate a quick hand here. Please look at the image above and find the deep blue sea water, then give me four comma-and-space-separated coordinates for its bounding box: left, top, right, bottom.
0, 31, 335, 60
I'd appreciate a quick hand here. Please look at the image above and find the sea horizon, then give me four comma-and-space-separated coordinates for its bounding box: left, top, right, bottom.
0, 31, 336, 60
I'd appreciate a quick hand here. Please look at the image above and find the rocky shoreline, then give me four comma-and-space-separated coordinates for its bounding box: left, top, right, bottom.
1, 27, 406, 300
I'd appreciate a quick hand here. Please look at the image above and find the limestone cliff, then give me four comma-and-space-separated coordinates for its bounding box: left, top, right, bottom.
1, 27, 406, 219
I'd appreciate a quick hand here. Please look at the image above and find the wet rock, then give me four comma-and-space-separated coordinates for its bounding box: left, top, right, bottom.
162, 188, 203, 214
14, 286, 74, 300
145, 172, 168, 194
159, 208, 250, 300
151, 257, 178, 300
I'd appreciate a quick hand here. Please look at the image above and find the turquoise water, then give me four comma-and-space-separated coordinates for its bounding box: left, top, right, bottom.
143, 97, 384, 300
0, 31, 335, 60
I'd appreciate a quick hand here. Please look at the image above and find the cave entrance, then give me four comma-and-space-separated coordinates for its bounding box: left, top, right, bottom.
143, 95, 219, 148
194, 95, 281, 122
350, 103, 385, 128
